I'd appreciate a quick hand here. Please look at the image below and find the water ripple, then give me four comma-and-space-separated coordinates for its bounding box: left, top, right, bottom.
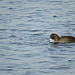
0, 0, 75, 75
49, 65, 70, 70
0, 69, 13, 71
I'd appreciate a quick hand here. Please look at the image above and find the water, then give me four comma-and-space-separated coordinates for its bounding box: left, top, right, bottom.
0, 0, 75, 75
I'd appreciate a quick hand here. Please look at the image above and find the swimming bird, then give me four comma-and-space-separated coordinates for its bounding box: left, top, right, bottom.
50, 33, 75, 43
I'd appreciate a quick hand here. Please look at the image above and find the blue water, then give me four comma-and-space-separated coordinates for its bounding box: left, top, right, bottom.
0, 0, 75, 75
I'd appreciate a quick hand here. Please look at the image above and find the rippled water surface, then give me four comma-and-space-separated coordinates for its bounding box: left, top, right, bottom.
0, 0, 75, 75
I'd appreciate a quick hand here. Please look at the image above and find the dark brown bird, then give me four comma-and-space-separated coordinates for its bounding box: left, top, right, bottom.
50, 33, 75, 43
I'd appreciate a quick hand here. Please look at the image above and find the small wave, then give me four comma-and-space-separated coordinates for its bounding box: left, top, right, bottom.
0, 69, 13, 71
49, 65, 70, 70
0, 29, 7, 31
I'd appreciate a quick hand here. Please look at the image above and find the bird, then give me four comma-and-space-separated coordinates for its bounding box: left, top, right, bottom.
50, 33, 75, 43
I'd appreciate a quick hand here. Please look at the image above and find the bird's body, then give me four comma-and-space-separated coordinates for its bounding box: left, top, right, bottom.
50, 33, 75, 43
